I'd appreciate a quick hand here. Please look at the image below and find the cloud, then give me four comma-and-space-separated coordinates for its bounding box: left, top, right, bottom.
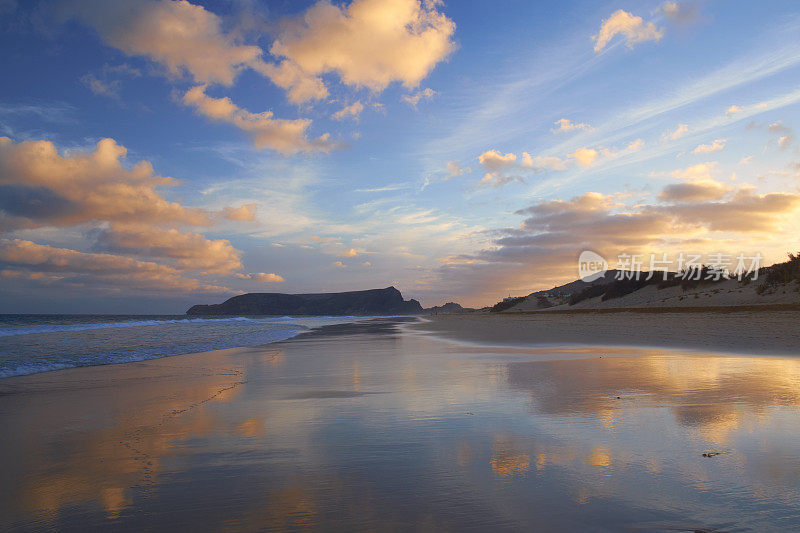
446, 161, 470, 177
438, 184, 800, 302
60, 0, 263, 86
0, 238, 229, 293
726, 105, 741, 116
332, 260, 347, 268
670, 162, 717, 181
478, 150, 517, 171
0, 136, 258, 293
182, 85, 335, 154
94, 223, 242, 274
666, 123, 689, 140
266, 0, 456, 102
478, 150, 520, 186
552, 118, 592, 133
569, 147, 599, 166
331, 101, 364, 121
520, 153, 567, 171
693, 139, 726, 153
768, 122, 794, 149
341, 248, 358, 257
80, 73, 120, 99
662, 1, 699, 25
402, 87, 435, 108
236, 272, 284, 282
593, 9, 664, 53
0, 136, 207, 230
659, 180, 729, 202
223, 203, 257, 222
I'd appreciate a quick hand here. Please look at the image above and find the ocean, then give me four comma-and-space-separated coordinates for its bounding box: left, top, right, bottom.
0, 314, 369, 378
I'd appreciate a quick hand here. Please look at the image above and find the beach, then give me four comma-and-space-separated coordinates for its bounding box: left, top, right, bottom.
415, 309, 800, 355
2, 316, 800, 531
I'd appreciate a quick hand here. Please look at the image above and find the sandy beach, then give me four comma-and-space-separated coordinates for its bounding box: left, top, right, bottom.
2, 316, 800, 531
414, 309, 800, 356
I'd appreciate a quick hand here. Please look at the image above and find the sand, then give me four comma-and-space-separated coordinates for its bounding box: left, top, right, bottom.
412, 309, 800, 355
511, 278, 800, 312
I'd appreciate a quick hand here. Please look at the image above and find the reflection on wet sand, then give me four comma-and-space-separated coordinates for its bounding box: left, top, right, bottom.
1, 319, 800, 531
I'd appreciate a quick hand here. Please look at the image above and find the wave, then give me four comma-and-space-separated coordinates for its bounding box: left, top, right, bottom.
0, 326, 305, 378
0, 316, 302, 338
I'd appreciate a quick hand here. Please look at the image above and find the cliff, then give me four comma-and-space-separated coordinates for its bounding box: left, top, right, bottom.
186, 286, 423, 316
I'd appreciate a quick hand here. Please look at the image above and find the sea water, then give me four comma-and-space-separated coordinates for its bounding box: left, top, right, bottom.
0, 314, 369, 378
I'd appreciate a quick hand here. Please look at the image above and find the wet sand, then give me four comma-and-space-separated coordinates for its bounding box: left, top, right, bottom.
2, 317, 800, 531
414, 310, 800, 355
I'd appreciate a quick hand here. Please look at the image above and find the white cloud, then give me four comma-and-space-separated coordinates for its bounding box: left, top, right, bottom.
593, 9, 664, 53
726, 105, 741, 116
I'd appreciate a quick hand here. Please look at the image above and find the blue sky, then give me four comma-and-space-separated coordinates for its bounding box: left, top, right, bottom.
1, 0, 799, 313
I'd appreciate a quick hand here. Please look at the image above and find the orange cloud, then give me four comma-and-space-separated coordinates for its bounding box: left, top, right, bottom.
223, 204, 257, 222
266, 0, 456, 102
60, 0, 263, 86
182, 86, 335, 154
0, 239, 229, 293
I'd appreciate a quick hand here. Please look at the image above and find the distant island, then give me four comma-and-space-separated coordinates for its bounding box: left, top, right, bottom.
187, 286, 423, 316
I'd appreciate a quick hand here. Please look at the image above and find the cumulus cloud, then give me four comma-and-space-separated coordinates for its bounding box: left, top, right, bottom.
0, 136, 257, 293
478, 150, 520, 186
236, 272, 285, 282
670, 162, 717, 181
0, 136, 207, 230
552, 118, 592, 133
726, 105, 741, 116
478, 150, 517, 171
341, 248, 359, 257
60, 0, 263, 86
659, 179, 729, 202
569, 147, 599, 166
402, 87, 435, 108
0, 239, 229, 293
520, 152, 567, 171
182, 85, 335, 154
94, 223, 242, 274
593, 9, 664, 52
331, 101, 364, 121
438, 184, 800, 302
693, 139, 726, 153
223, 203, 257, 222
267, 0, 456, 102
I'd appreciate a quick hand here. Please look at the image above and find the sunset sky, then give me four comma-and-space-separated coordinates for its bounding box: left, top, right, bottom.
1, 0, 800, 313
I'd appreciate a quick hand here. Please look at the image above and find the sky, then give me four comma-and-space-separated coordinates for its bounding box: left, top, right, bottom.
1, 0, 800, 313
